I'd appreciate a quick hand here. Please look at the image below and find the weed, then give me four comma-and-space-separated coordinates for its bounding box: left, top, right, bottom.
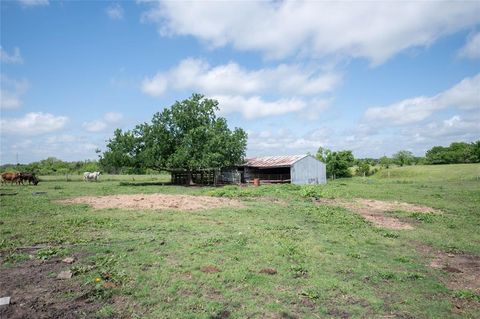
382, 232, 400, 238
4, 252, 29, 264
299, 185, 323, 198
71, 264, 95, 275
300, 289, 320, 300
453, 290, 480, 301
394, 256, 411, 263
445, 245, 464, 254
36, 247, 60, 260
378, 271, 397, 281
410, 212, 436, 223
290, 264, 308, 278
404, 273, 424, 281
92, 254, 128, 285
97, 304, 116, 317
346, 252, 362, 259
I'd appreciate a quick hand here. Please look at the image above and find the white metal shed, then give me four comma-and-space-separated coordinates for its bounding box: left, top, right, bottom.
241, 154, 326, 185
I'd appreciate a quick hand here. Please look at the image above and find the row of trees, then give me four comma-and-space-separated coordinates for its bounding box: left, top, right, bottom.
315, 142, 480, 180
425, 141, 480, 164
315, 148, 429, 179
0, 157, 100, 176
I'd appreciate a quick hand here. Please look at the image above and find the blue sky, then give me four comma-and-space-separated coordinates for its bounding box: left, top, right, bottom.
1, 0, 479, 164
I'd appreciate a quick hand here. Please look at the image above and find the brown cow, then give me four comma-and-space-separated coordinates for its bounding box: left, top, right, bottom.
1, 172, 21, 185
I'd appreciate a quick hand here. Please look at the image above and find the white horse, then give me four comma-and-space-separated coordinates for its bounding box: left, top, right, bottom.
83, 171, 101, 182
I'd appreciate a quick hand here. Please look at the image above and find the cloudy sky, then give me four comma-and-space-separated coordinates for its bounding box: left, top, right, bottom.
1, 0, 479, 164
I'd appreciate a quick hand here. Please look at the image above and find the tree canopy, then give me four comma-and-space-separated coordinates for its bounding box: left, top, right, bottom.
392, 150, 414, 167
425, 141, 480, 164
316, 147, 355, 179
100, 94, 248, 174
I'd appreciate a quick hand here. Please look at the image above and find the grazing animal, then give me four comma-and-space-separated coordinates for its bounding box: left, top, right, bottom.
83, 171, 101, 182
1, 172, 21, 185
19, 172, 39, 185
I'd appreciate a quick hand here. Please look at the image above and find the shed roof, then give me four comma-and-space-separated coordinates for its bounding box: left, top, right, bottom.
243, 155, 307, 168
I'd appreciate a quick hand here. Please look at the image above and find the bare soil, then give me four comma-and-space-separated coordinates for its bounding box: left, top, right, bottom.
200, 265, 221, 273
0, 253, 106, 319
259, 268, 277, 275
316, 198, 440, 230
417, 244, 480, 293
58, 193, 243, 211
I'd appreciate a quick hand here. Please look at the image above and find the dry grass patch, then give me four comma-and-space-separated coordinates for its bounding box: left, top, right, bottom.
316, 198, 440, 230
58, 193, 243, 211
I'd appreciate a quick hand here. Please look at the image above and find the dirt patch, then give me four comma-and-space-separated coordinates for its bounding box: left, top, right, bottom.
417, 244, 480, 293
200, 265, 221, 273
259, 268, 277, 275
452, 297, 480, 316
412, 243, 480, 315
58, 193, 243, 211
316, 198, 440, 230
0, 254, 105, 319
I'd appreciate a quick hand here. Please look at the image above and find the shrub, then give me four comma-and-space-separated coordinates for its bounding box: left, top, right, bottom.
299, 185, 323, 198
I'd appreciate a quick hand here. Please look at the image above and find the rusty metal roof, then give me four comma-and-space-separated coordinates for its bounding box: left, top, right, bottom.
243, 155, 307, 168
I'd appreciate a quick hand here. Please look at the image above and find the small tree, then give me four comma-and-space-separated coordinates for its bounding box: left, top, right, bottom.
356, 160, 371, 177
379, 156, 391, 169
392, 150, 414, 167
100, 94, 247, 184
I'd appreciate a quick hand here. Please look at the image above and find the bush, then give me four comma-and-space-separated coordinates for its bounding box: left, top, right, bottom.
299, 185, 323, 198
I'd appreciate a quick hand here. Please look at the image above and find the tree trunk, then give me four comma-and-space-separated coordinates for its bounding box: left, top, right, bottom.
187, 171, 194, 186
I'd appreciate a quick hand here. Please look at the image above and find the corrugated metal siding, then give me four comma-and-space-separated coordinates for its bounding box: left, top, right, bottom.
244, 155, 306, 168
290, 155, 326, 185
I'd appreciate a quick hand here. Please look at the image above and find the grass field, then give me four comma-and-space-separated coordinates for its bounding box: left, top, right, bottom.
1, 164, 479, 318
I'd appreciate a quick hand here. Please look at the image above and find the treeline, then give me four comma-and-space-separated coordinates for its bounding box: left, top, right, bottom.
2, 141, 478, 177
0, 157, 160, 175
425, 141, 480, 164
0, 157, 100, 175
316, 140, 480, 179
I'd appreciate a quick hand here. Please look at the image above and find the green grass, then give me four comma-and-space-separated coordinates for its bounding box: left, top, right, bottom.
1, 165, 479, 318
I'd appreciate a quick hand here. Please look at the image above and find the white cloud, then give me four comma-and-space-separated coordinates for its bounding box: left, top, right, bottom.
18, 0, 49, 7
214, 95, 305, 119
82, 112, 124, 132
0, 112, 68, 135
364, 74, 480, 125
142, 58, 340, 97
458, 32, 480, 59
247, 128, 332, 156
142, 1, 480, 64
3, 134, 99, 163
0, 47, 23, 64
106, 3, 124, 20
417, 115, 480, 139
82, 120, 107, 133
141, 58, 337, 119
0, 75, 29, 109
104, 112, 123, 123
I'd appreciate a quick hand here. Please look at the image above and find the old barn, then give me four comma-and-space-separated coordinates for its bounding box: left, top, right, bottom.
239, 155, 326, 185
171, 155, 326, 185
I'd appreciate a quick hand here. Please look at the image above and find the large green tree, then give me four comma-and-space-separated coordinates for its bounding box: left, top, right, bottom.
425, 141, 479, 164
100, 94, 247, 181
392, 150, 414, 167
316, 147, 355, 179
